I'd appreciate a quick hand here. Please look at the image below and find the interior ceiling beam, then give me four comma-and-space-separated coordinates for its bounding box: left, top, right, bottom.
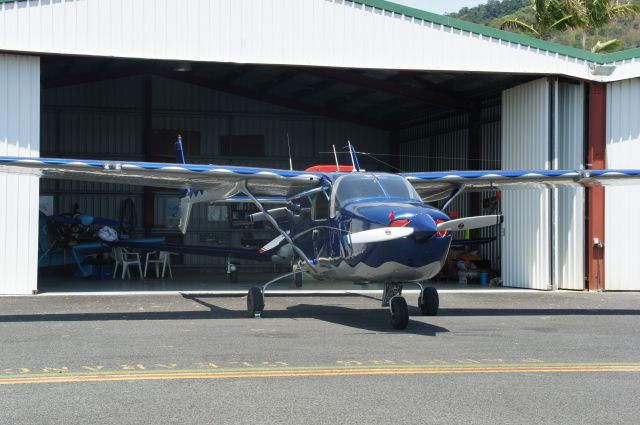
404, 72, 476, 108
293, 80, 338, 99
299, 67, 471, 112
258, 70, 297, 92
156, 70, 393, 131
42, 63, 146, 89
221, 65, 256, 85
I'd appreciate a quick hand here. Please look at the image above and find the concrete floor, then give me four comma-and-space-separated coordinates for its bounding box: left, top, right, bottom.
37, 268, 511, 294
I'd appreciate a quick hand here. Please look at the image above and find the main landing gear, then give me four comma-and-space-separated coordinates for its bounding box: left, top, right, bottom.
383, 282, 439, 330
246, 270, 304, 318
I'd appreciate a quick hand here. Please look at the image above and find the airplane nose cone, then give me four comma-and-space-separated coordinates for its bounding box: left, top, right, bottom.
410, 213, 437, 241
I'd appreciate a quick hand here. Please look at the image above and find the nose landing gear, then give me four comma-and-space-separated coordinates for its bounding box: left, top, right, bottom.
383, 282, 440, 330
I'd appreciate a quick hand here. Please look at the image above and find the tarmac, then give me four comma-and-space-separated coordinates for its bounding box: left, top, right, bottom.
1, 275, 640, 424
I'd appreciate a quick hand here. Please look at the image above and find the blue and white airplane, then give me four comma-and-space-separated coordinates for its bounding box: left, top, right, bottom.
2, 140, 640, 329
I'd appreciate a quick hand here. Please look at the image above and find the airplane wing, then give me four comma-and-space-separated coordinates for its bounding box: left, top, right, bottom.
0, 156, 322, 198
401, 169, 640, 202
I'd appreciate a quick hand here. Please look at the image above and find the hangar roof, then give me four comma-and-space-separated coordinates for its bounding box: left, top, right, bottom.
356, 0, 640, 65
1, 0, 639, 82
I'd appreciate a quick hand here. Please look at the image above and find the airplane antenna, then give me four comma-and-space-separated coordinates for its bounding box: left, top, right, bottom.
347, 140, 356, 172
286, 133, 293, 171
332, 144, 340, 172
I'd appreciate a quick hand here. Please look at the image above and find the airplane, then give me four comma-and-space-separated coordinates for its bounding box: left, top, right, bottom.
2, 138, 640, 329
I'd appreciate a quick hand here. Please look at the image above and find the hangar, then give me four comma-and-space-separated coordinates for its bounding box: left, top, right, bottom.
0, 0, 639, 295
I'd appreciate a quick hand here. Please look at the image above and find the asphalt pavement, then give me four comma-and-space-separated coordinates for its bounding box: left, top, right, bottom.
1, 290, 639, 424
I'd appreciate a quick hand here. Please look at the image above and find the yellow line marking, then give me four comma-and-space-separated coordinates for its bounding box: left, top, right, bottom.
1, 364, 640, 385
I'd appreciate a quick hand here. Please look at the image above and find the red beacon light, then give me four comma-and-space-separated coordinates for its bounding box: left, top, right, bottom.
305, 165, 354, 172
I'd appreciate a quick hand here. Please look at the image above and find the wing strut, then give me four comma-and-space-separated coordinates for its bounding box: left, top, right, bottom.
441, 184, 466, 211
240, 181, 317, 272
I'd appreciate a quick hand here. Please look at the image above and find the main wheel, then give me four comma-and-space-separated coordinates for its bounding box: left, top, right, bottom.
390, 297, 409, 330
247, 287, 264, 318
419, 287, 439, 316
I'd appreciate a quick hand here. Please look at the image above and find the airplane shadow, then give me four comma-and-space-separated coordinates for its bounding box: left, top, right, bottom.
0, 294, 448, 336
2, 296, 638, 334
184, 294, 449, 336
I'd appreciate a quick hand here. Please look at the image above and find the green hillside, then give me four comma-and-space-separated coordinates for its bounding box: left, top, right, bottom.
449, 0, 640, 51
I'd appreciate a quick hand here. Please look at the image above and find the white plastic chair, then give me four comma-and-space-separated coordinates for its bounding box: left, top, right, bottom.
144, 251, 173, 279
112, 247, 143, 279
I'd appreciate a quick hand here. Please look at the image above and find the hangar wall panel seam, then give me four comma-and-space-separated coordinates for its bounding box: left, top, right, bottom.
0, 53, 40, 295
501, 79, 551, 290
605, 78, 640, 290
0, 0, 611, 81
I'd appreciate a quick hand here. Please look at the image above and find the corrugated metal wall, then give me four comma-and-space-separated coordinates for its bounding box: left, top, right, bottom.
0, 0, 601, 81
0, 53, 40, 295
605, 78, 640, 290
557, 82, 585, 290
501, 79, 551, 290
41, 75, 390, 267
397, 104, 502, 267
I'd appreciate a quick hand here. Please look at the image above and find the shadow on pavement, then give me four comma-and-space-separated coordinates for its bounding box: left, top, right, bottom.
0, 294, 448, 336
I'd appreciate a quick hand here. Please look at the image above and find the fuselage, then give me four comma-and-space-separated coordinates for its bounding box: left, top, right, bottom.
293, 172, 453, 283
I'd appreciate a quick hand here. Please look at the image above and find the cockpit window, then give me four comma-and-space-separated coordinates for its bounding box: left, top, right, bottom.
376, 174, 420, 200
335, 175, 385, 207
331, 174, 420, 217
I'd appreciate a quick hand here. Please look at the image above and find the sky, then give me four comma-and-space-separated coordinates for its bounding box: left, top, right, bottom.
393, 0, 487, 15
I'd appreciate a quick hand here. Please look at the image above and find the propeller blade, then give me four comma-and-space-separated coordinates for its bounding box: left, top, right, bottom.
345, 227, 414, 245
259, 234, 286, 253
437, 215, 503, 232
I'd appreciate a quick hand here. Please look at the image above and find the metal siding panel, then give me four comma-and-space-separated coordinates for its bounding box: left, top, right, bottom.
502, 79, 551, 290
0, 54, 40, 295
605, 78, 640, 290
557, 82, 585, 290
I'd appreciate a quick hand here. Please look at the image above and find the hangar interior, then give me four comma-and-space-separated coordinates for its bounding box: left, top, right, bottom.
36, 55, 537, 288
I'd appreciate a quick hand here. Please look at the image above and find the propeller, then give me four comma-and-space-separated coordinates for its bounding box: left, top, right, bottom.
259, 234, 287, 253
344, 227, 414, 245
437, 215, 503, 232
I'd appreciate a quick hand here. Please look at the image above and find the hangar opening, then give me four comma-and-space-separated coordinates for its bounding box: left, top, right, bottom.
34, 55, 534, 292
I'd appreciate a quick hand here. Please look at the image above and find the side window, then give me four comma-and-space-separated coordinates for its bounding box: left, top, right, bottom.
312, 191, 330, 221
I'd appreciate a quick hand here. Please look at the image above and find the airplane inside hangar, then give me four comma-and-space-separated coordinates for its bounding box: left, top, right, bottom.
32, 55, 526, 294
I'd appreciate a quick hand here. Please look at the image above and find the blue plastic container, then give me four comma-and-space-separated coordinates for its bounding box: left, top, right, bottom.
479, 272, 489, 286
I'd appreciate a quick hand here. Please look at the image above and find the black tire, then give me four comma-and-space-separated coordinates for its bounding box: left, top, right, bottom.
390, 297, 409, 330
294, 271, 303, 288
419, 287, 439, 316
247, 287, 264, 317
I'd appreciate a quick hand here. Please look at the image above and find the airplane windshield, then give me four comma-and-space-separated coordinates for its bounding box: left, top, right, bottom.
334, 174, 420, 210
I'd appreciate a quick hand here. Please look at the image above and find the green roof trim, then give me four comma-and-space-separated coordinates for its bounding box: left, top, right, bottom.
354, 0, 640, 64
1, 0, 639, 64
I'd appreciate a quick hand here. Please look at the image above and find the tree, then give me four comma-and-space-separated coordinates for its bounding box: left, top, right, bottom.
500, 0, 574, 38
563, 0, 640, 51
